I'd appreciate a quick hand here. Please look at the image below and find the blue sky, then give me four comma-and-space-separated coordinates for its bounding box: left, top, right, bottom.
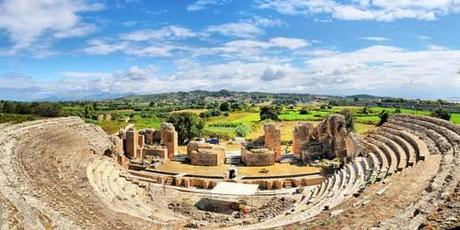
0, 0, 460, 101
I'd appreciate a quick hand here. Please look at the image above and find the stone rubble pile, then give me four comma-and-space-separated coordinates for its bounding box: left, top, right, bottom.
249, 197, 296, 221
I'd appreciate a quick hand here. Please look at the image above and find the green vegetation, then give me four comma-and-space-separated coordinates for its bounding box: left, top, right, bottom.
339, 108, 355, 132
0, 113, 36, 124
2, 91, 460, 143
260, 106, 281, 121
377, 110, 390, 126
167, 112, 204, 144
431, 108, 451, 121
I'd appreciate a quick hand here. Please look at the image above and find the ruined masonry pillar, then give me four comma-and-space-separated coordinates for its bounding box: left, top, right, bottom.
292, 123, 314, 159
264, 124, 281, 161
126, 129, 138, 159
160, 123, 178, 159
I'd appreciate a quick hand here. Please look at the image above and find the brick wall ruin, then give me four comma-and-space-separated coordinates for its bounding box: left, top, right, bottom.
241, 147, 275, 166
292, 115, 362, 162
187, 141, 226, 166
118, 122, 179, 163
264, 124, 281, 161
160, 123, 178, 159
240, 123, 281, 166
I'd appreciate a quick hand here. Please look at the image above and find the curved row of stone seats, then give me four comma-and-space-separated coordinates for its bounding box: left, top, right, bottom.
380, 125, 426, 160
377, 116, 460, 229
371, 138, 400, 172
391, 114, 460, 153
264, 115, 458, 229
388, 119, 452, 155
362, 140, 391, 176
396, 114, 460, 137
369, 134, 405, 171
376, 129, 416, 166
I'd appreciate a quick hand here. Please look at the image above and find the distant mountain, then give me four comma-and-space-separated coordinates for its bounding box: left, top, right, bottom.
345, 94, 388, 100
114, 89, 389, 105
38, 92, 135, 102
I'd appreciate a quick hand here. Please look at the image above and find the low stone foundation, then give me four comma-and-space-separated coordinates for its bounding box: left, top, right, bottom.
187, 141, 226, 166
241, 147, 275, 166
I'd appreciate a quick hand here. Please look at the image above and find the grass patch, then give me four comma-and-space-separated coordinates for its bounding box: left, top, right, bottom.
0, 113, 36, 124
130, 115, 161, 130
450, 113, 460, 124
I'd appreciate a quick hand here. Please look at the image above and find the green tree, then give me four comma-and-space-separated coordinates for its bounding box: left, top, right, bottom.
299, 107, 309, 115
219, 101, 230, 111
167, 112, 204, 144
378, 110, 390, 126
33, 103, 61, 117
84, 106, 90, 118
16, 103, 32, 114
431, 108, 451, 121
2, 101, 15, 113
260, 106, 280, 121
339, 109, 354, 132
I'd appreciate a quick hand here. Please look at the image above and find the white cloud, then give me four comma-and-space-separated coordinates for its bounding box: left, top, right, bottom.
120, 25, 196, 41
256, 0, 460, 21
83, 39, 178, 57
361, 36, 389, 42
0, 0, 104, 52
269, 37, 310, 49
4, 45, 460, 100
205, 22, 263, 38
260, 66, 287, 81
187, 0, 230, 11
54, 23, 96, 39
83, 39, 129, 55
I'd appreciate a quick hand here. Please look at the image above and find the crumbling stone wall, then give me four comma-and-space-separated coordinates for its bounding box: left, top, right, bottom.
240, 124, 280, 166
241, 147, 275, 166
119, 123, 179, 163
187, 141, 226, 166
143, 145, 168, 159
292, 123, 314, 159
264, 124, 281, 161
109, 135, 124, 155
293, 115, 362, 161
160, 123, 178, 159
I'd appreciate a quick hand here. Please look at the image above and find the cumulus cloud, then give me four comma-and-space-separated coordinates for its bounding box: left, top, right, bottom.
0, 0, 104, 52
3, 44, 460, 100
260, 66, 287, 81
187, 0, 230, 11
120, 25, 196, 41
269, 37, 310, 49
204, 22, 264, 38
256, 0, 460, 21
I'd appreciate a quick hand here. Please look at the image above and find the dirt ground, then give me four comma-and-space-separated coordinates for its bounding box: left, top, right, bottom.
155, 161, 320, 177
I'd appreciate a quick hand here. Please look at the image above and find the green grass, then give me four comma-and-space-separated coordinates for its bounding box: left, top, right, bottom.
450, 113, 460, 124
0, 113, 37, 124
278, 110, 328, 121
130, 115, 161, 130
207, 112, 260, 124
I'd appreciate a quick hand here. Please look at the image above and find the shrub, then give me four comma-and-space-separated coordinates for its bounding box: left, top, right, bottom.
260, 106, 280, 121
219, 102, 230, 111
299, 107, 309, 115
339, 109, 354, 132
431, 108, 451, 121
378, 110, 389, 126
